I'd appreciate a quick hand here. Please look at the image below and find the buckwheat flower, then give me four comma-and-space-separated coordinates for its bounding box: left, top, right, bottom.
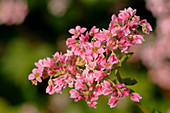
126, 7, 136, 17
69, 25, 87, 39
139, 19, 152, 34
109, 14, 118, 31
130, 93, 142, 102
73, 46, 81, 56
66, 37, 76, 48
119, 10, 130, 20
43, 57, 56, 69
108, 96, 119, 108
79, 32, 89, 43
84, 42, 103, 60
118, 36, 131, 53
95, 31, 107, 42
75, 75, 86, 91
53, 52, 60, 62
95, 84, 103, 95
28, 67, 43, 83
85, 72, 95, 85
69, 89, 80, 99
89, 26, 99, 36
93, 70, 105, 82
132, 35, 145, 44
46, 79, 55, 95
87, 97, 98, 108
101, 80, 113, 95
53, 77, 66, 94
106, 54, 119, 69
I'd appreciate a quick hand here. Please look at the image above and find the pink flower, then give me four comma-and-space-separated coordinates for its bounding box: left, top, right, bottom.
46, 85, 55, 95
87, 97, 98, 108
85, 72, 95, 85
126, 7, 136, 17
140, 19, 152, 34
95, 84, 103, 95
93, 70, 105, 82
79, 32, 89, 43
87, 93, 99, 108
66, 37, 76, 48
34, 59, 46, 68
96, 55, 106, 69
69, 89, 80, 99
75, 75, 86, 91
132, 35, 145, 44
85, 41, 104, 60
118, 36, 131, 53
108, 96, 119, 108
28, 67, 43, 82
130, 93, 142, 102
69, 25, 87, 39
65, 74, 75, 88
89, 26, 99, 36
118, 7, 136, 20
101, 80, 113, 95
53, 52, 60, 62
106, 54, 119, 69
44, 57, 56, 68
53, 77, 66, 94
109, 14, 118, 31
46, 79, 55, 95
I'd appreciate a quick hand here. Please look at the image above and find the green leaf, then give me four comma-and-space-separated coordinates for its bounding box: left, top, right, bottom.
129, 88, 135, 94
119, 52, 134, 66
121, 78, 137, 85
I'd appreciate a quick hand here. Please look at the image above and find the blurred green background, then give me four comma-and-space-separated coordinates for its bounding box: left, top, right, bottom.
0, 0, 170, 113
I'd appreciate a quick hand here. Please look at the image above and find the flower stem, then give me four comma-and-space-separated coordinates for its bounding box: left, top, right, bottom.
136, 102, 150, 113
115, 69, 123, 84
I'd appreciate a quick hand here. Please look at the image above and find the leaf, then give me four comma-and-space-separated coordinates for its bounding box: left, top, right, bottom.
119, 52, 134, 66
129, 88, 135, 94
121, 78, 137, 85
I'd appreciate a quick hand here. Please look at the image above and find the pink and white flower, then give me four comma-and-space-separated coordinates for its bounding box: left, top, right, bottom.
130, 93, 142, 102
69, 25, 87, 39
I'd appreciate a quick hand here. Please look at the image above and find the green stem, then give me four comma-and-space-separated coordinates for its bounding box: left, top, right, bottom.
136, 102, 150, 113
106, 76, 115, 86
116, 70, 123, 84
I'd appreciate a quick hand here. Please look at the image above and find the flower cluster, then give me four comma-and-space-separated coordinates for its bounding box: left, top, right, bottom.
28, 7, 152, 108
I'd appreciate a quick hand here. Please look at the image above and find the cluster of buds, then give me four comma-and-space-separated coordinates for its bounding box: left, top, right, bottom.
28, 7, 152, 108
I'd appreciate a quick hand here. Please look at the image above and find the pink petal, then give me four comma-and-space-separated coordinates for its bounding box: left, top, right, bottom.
69, 29, 75, 34
28, 74, 35, 80
80, 28, 87, 33
94, 41, 101, 47
36, 77, 42, 82
76, 25, 81, 30
98, 48, 105, 54
32, 68, 37, 74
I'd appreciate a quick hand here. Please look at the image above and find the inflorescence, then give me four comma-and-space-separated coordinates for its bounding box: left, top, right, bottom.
28, 7, 152, 108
